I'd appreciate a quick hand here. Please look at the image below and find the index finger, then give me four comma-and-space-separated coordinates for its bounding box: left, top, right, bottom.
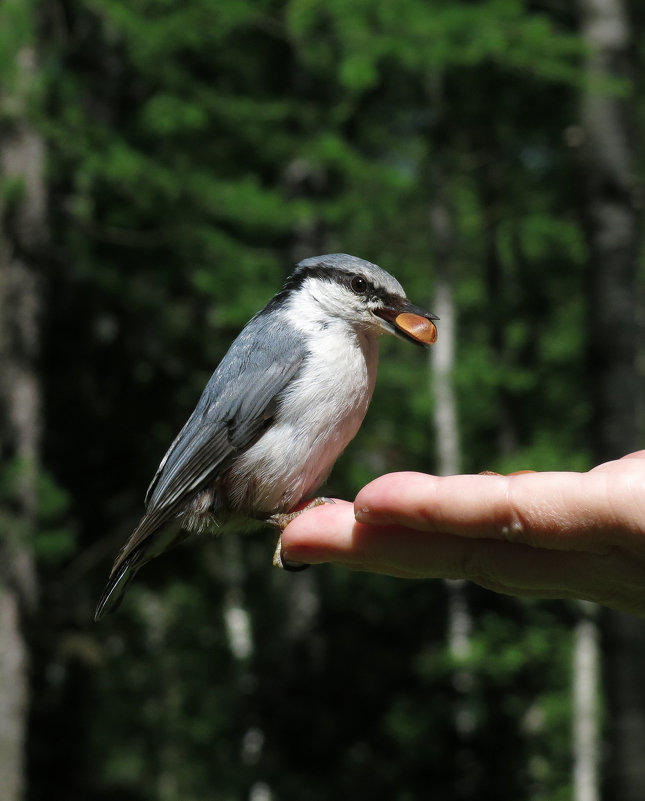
353, 470, 641, 553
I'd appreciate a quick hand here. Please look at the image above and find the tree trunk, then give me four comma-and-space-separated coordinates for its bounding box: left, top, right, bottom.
576, 3, 644, 801
578, 0, 640, 459
573, 604, 600, 801
430, 196, 460, 478
428, 171, 477, 801
0, 14, 46, 799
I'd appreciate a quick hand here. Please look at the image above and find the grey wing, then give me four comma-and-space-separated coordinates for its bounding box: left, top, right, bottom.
109, 318, 307, 573
95, 313, 307, 620
145, 352, 306, 514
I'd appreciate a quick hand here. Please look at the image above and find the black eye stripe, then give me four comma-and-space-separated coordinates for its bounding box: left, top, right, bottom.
278, 263, 399, 306
260, 262, 402, 319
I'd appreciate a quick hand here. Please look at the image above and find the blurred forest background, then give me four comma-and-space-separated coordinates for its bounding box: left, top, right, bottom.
1, 0, 645, 799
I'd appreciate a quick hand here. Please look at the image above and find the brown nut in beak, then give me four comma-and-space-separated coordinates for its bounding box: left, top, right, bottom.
394, 312, 438, 345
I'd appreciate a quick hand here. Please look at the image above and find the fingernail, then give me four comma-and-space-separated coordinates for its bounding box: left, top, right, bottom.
355, 507, 373, 523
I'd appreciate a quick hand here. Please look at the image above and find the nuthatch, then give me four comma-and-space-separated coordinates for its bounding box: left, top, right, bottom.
95, 254, 437, 619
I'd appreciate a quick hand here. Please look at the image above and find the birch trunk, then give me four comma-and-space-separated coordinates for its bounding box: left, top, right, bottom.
430, 209, 460, 478
578, 0, 640, 458
429, 181, 476, 779
573, 604, 600, 801
0, 22, 46, 801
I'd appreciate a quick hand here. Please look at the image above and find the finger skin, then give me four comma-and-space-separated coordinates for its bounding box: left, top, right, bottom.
355, 459, 645, 551
280, 452, 645, 617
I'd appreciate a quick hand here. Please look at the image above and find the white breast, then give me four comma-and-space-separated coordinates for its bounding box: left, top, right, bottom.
226, 302, 380, 515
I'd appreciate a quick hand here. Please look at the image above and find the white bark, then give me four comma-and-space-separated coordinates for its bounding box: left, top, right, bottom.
429, 185, 474, 746
573, 605, 600, 801
0, 589, 29, 801
430, 276, 460, 477
0, 22, 46, 799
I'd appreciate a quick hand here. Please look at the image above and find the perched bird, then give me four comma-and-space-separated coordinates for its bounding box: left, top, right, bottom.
95, 254, 437, 620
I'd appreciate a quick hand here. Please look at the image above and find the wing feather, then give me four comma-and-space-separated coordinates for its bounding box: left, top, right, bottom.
105, 314, 307, 584
146, 355, 305, 512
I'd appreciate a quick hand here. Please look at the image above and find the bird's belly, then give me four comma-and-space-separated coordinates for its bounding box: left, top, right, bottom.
225, 335, 378, 516
226, 419, 356, 515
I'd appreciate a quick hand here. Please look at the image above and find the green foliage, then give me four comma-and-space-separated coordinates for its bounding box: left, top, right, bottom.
0, 0, 35, 97
34, 471, 76, 564
0, 459, 75, 564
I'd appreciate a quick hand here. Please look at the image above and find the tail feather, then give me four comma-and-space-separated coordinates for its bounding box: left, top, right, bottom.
95, 517, 186, 621
94, 548, 145, 621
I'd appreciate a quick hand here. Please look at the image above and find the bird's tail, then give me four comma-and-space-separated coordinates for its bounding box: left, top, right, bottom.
94, 548, 144, 621
94, 515, 185, 621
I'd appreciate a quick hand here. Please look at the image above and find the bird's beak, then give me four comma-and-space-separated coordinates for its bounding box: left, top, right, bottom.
374, 301, 438, 346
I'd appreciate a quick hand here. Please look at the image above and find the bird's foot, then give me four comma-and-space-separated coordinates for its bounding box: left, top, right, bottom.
268, 497, 335, 571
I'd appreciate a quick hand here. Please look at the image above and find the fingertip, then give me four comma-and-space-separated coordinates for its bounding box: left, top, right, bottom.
354, 472, 434, 522
620, 450, 645, 461
279, 500, 355, 564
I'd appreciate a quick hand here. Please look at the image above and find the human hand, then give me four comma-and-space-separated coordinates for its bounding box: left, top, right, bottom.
280, 451, 645, 617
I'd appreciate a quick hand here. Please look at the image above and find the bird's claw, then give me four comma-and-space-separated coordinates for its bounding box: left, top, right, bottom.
272, 538, 310, 571
268, 497, 335, 571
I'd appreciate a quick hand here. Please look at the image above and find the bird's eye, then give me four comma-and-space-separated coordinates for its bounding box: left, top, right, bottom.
350, 276, 368, 294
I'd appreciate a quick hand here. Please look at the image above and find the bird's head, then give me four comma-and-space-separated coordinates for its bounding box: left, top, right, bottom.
283, 253, 438, 345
